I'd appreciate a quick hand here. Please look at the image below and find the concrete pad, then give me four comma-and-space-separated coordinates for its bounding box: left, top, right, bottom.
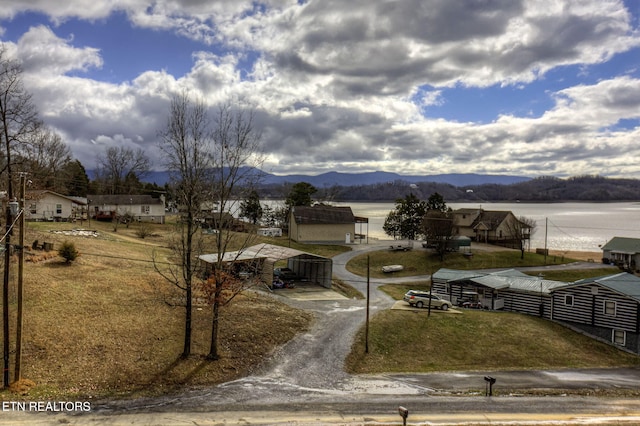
273, 283, 349, 301
391, 300, 462, 313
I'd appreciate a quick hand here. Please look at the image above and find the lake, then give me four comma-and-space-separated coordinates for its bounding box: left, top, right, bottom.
331, 201, 640, 253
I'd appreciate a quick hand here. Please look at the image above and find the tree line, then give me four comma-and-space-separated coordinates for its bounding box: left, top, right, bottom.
259, 175, 640, 202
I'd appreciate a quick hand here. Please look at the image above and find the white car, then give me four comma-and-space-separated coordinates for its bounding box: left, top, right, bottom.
403, 290, 453, 310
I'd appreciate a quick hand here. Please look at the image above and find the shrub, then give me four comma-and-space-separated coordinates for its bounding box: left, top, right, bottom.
135, 221, 153, 239
58, 241, 79, 264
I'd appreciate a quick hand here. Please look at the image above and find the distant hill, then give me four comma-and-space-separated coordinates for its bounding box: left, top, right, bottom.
135, 169, 529, 187
98, 169, 640, 202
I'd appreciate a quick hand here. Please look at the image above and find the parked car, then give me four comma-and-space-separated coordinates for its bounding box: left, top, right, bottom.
403, 290, 453, 310
273, 267, 299, 281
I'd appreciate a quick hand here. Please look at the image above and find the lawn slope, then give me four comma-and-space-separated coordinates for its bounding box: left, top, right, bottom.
1, 220, 313, 400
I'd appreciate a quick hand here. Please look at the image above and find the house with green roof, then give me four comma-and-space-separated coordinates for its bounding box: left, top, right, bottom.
601, 237, 640, 272
550, 273, 640, 353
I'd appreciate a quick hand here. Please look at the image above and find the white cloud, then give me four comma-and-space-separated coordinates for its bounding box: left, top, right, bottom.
1, 0, 639, 179
17, 25, 102, 75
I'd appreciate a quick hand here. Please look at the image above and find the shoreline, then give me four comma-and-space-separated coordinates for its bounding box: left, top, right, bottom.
547, 250, 601, 262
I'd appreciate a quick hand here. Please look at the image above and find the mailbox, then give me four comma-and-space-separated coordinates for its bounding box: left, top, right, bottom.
484, 376, 496, 396
398, 406, 409, 425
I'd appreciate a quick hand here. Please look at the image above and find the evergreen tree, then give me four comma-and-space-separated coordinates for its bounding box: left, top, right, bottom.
61, 160, 90, 196
240, 189, 263, 224
426, 192, 448, 212
383, 193, 427, 240
285, 182, 317, 208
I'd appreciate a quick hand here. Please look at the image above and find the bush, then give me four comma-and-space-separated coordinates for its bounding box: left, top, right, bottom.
135, 221, 153, 239
58, 241, 79, 264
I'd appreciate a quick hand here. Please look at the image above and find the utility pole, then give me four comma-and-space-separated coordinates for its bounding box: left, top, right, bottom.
14, 174, 25, 382
365, 255, 370, 354
3, 196, 11, 388
544, 217, 548, 265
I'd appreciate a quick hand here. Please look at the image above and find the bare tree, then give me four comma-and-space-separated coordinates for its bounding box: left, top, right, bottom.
95, 146, 151, 194
0, 45, 39, 197
0, 43, 40, 388
204, 104, 264, 360
155, 91, 210, 358
504, 215, 536, 259
155, 95, 264, 360
17, 128, 72, 192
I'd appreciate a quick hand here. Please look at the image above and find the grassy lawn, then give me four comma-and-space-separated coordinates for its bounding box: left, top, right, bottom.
2, 218, 635, 400
0, 219, 314, 400
347, 249, 598, 279
345, 309, 640, 374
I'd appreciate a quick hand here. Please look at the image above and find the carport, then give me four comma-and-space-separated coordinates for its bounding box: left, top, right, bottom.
199, 243, 333, 289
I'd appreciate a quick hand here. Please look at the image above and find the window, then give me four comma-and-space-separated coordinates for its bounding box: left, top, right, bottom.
564, 295, 574, 306
56, 204, 62, 214
612, 329, 626, 346
29, 203, 37, 214
604, 300, 617, 316
140, 205, 150, 214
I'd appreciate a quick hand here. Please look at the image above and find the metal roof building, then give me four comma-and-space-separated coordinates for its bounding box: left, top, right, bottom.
432, 268, 567, 318
199, 243, 333, 288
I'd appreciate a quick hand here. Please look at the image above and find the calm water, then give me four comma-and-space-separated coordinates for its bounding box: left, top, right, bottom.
334, 201, 640, 253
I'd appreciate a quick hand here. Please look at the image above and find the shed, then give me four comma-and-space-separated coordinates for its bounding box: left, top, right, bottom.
199, 243, 332, 288
449, 236, 471, 251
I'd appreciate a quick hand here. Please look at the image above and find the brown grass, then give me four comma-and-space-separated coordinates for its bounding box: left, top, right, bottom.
0, 220, 313, 400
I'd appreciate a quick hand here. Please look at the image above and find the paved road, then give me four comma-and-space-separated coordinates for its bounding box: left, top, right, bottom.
2, 242, 637, 425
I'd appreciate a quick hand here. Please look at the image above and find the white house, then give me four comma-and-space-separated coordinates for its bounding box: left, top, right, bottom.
87, 194, 166, 224
25, 190, 87, 222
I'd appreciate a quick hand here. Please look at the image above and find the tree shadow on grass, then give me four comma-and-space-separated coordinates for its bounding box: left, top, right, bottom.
126, 354, 228, 398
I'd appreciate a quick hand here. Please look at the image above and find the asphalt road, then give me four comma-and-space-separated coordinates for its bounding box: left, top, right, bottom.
2, 242, 638, 425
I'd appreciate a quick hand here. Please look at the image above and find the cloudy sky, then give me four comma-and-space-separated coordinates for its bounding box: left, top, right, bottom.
0, 1, 639, 179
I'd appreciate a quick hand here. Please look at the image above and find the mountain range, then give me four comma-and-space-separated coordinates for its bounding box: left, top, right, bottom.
143, 170, 531, 187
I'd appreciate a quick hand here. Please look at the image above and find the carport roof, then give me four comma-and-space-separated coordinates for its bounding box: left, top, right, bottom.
434, 268, 566, 294
199, 243, 325, 264
243, 243, 318, 262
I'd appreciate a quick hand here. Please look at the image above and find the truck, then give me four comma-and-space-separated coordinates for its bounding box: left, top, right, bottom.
389, 240, 413, 251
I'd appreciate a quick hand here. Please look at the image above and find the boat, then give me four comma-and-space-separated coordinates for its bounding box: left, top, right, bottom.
382, 264, 404, 273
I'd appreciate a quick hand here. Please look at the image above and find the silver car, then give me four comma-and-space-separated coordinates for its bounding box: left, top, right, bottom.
403, 290, 453, 310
